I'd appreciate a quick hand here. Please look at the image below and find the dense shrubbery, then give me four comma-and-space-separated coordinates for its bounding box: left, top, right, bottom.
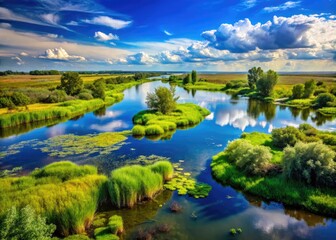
224, 139, 272, 175
29, 70, 60, 75
108, 161, 173, 208
291, 84, 304, 99
283, 141, 336, 187
45, 90, 68, 103
272, 126, 304, 148
225, 79, 248, 89
146, 86, 179, 114
314, 93, 336, 108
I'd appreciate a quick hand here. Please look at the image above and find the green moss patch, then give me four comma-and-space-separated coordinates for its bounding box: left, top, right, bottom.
132, 103, 210, 137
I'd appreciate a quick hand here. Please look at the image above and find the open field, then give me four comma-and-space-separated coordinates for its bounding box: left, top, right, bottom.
0, 74, 130, 89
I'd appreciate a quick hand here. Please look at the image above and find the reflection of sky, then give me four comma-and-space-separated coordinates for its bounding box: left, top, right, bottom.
90, 120, 128, 132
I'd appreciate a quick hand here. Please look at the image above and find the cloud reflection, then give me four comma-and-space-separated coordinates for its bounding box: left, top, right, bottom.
90, 120, 128, 132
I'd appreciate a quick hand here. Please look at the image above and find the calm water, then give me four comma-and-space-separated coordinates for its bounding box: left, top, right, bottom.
1, 81, 336, 240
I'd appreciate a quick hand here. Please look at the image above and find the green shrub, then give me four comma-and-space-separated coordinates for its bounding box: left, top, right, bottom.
108, 162, 173, 208
272, 126, 304, 148
0, 205, 56, 240
146, 86, 179, 114
45, 90, 67, 103
149, 161, 174, 181
63, 235, 90, 240
291, 84, 304, 99
94, 227, 119, 240
78, 92, 93, 100
145, 125, 165, 135
314, 93, 336, 108
303, 79, 316, 98
11, 92, 30, 106
283, 142, 336, 187
108, 215, 123, 235
132, 125, 146, 136
0, 97, 15, 108
299, 123, 318, 136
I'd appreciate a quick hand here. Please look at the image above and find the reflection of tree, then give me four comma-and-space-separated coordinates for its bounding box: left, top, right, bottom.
247, 99, 276, 121
300, 108, 310, 121
230, 96, 239, 105
244, 193, 326, 227
289, 107, 301, 118
135, 84, 140, 94
93, 106, 106, 117
311, 112, 335, 126
191, 89, 196, 98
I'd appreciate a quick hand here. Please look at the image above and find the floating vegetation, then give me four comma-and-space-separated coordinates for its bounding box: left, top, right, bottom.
164, 162, 212, 198
0, 132, 129, 159
0, 166, 22, 178
230, 228, 243, 235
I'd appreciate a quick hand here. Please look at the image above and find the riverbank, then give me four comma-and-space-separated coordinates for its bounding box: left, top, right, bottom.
0, 81, 145, 129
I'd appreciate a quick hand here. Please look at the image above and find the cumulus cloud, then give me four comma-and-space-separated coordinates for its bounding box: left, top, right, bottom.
202, 14, 336, 53
83, 16, 131, 29
94, 31, 119, 41
113, 52, 157, 65
264, 1, 301, 13
164, 30, 173, 36
39, 47, 86, 61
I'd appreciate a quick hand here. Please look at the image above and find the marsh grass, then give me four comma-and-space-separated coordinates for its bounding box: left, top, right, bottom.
108, 161, 173, 208
132, 103, 210, 137
0, 161, 108, 236
108, 215, 123, 235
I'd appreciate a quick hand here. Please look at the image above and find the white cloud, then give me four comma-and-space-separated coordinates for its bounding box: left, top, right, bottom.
66, 20, 78, 26
241, 0, 257, 9
11, 56, 24, 65
94, 31, 119, 41
83, 16, 131, 29
164, 30, 173, 36
41, 13, 60, 25
39, 47, 86, 61
115, 52, 157, 65
46, 33, 58, 38
19, 52, 29, 56
264, 1, 301, 12
0, 22, 11, 28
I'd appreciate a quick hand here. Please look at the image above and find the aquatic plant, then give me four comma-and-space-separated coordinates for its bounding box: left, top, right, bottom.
108, 215, 124, 235
94, 227, 119, 240
132, 125, 146, 136
0, 161, 108, 236
149, 161, 174, 181
108, 161, 173, 208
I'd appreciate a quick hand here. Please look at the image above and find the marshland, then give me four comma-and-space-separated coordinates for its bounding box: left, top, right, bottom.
0, 71, 336, 240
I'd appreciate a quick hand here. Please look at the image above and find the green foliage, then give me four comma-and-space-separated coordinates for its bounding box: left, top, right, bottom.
108, 161, 173, 208
191, 70, 198, 84
132, 103, 210, 137
314, 93, 336, 108
108, 215, 123, 235
11, 92, 30, 106
45, 90, 67, 103
78, 92, 93, 100
29, 70, 60, 75
145, 86, 179, 114
183, 74, 191, 85
0, 205, 56, 240
91, 79, 106, 100
272, 126, 304, 148
0, 167, 22, 178
283, 141, 336, 187
256, 70, 278, 97
224, 139, 272, 175
94, 227, 119, 240
60, 72, 83, 96
0, 162, 108, 236
247, 67, 263, 90
0, 97, 15, 108
292, 84, 304, 99
63, 234, 90, 240
303, 79, 316, 98
149, 161, 174, 181
225, 80, 248, 89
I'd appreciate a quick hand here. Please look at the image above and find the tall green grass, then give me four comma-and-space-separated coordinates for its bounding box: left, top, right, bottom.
0, 161, 108, 236
132, 103, 210, 137
108, 161, 174, 208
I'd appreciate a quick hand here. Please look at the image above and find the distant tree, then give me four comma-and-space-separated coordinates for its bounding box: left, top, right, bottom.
183, 74, 191, 85
247, 67, 263, 90
0, 205, 56, 240
314, 93, 336, 108
91, 79, 106, 100
303, 79, 316, 98
59, 72, 83, 96
191, 70, 198, 84
146, 86, 179, 114
256, 70, 278, 97
291, 84, 304, 99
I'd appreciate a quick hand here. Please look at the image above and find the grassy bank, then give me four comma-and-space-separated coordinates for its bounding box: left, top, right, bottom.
211, 152, 336, 217
108, 161, 173, 208
0, 81, 140, 128
131, 103, 210, 137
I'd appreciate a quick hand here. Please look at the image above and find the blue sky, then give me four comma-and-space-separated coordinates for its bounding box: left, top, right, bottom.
0, 0, 335, 71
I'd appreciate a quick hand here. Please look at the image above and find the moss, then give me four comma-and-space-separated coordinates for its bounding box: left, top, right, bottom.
132, 103, 210, 138
108, 215, 123, 235
94, 227, 119, 240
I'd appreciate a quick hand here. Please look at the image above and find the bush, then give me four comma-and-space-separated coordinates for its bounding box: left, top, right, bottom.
149, 161, 174, 181
283, 142, 336, 187
224, 139, 272, 175
299, 123, 318, 136
291, 84, 304, 99
146, 86, 179, 114
303, 79, 316, 98
78, 92, 93, 100
0, 205, 56, 240
0, 97, 15, 108
60, 72, 83, 96
11, 92, 30, 106
132, 125, 146, 136
272, 126, 304, 148
314, 93, 336, 108
45, 90, 67, 103
108, 215, 123, 235
145, 125, 165, 135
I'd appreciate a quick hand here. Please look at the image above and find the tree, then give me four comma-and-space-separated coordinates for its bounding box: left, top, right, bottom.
256, 70, 278, 97
314, 93, 336, 108
146, 86, 179, 114
272, 126, 304, 148
91, 79, 106, 100
11, 92, 30, 106
191, 70, 198, 85
183, 74, 191, 85
283, 142, 336, 187
0, 205, 56, 240
303, 79, 316, 98
292, 84, 304, 99
59, 72, 83, 96
247, 67, 263, 90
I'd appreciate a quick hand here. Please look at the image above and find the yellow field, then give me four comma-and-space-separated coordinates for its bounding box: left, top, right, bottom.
0, 74, 126, 89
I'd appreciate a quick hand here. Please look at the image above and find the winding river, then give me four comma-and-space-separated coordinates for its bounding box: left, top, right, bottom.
1, 81, 336, 240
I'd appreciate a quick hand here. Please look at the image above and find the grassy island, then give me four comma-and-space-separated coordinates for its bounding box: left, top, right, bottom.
211, 124, 336, 217
132, 103, 210, 137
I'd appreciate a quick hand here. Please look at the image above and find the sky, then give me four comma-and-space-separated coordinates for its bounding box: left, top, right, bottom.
0, 0, 335, 72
